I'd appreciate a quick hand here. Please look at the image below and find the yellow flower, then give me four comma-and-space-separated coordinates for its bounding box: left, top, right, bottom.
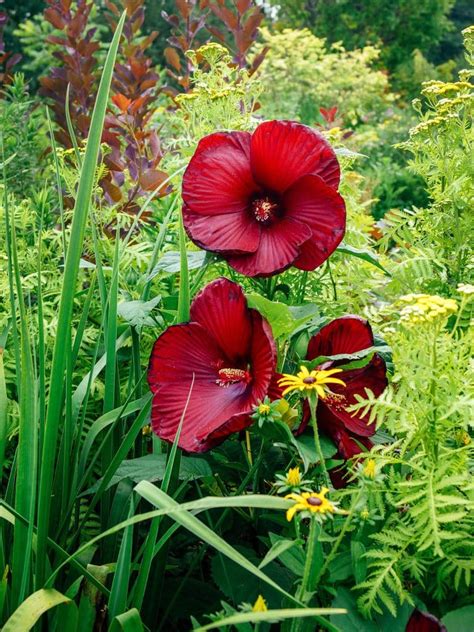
360, 509, 370, 520
252, 595, 268, 612
258, 403, 271, 415
363, 459, 376, 479
285, 488, 336, 521
142, 425, 152, 436
278, 366, 346, 399
286, 467, 301, 487
398, 294, 457, 326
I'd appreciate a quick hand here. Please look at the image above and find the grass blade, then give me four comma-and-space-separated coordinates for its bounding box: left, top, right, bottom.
35, 11, 127, 589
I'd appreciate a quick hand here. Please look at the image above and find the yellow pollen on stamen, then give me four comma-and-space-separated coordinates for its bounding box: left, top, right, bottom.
252, 197, 277, 223
216, 367, 250, 387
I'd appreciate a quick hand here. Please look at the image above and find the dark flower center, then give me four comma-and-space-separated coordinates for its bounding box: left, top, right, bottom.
216, 367, 251, 387
303, 376, 316, 384
252, 196, 279, 224
307, 496, 323, 506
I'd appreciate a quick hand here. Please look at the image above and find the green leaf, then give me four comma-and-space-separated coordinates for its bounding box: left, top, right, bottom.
109, 609, 144, 632
117, 296, 161, 331
135, 482, 302, 606
442, 606, 474, 632
246, 294, 318, 339
84, 454, 212, 493
351, 541, 367, 584
35, 11, 127, 587
193, 607, 346, 631
259, 538, 302, 570
336, 244, 390, 275
2, 589, 72, 631
148, 249, 207, 277
268, 533, 306, 577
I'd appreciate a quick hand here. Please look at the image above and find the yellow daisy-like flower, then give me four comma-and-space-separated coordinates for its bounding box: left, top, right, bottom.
252, 595, 268, 612
285, 488, 336, 521
286, 467, 301, 487
363, 459, 376, 479
278, 366, 346, 399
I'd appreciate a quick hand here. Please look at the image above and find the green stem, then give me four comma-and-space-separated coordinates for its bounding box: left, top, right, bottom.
291, 517, 319, 632
308, 395, 330, 488
315, 489, 362, 586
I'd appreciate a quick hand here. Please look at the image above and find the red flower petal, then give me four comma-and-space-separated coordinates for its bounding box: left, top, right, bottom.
250, 120, 340, 194
183, 205, 261, 254
227, 217, 311, 277
190, 278, 253, 362
406, 610, 446, 632
283, 174, 346, 270
307, 316, 375, 359
148, 323, 253, 452
148, 279, 277, 452
182, 131, 257, 216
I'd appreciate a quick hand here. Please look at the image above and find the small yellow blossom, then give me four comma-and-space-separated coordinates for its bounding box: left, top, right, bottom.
458, 283, 474, 296
252, 595, 268, 612
285, 488, 337, 521
286, 467, 301, 487
363, 459, 376, 479
258, 403, 271, 415
398, 294, 457, 326
360, 509, 370, 520
142, 425, 152, 436
278, 365, 346, 399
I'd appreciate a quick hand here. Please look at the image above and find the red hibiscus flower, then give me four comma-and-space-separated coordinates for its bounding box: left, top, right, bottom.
405, 609, 446, 632
288, 316, 387, 485
182, 120, 346, 277
147, 278, 276, 452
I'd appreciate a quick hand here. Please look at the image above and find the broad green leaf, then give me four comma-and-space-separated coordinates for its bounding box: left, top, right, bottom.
442, 605, 474, 632
83, 453, 212, 494
247, 294, 318, 339
193, 607, 346, 631
148, 250, 207, 277
2, 589, 71, 631
117, 296, 161, 330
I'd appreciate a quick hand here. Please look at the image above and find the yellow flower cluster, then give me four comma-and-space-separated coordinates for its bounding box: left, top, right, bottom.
458, 283, 474, 296
398, 294, 458, 326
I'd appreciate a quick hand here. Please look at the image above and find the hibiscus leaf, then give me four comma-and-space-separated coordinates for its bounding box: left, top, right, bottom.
82, 454, 212, 494
147, 250, 207, 277
336, 244, 391, 276
247, 294, 318, 340
117, 296, 161, 331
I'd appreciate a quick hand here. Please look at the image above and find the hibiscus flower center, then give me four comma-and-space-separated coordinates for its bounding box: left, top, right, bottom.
216, 367, 251, 387
251, 196, 279, 224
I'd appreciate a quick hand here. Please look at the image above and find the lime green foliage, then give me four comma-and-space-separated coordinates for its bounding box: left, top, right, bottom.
255, 28, 392, 126
390, 27, 474, 289
349, 296, 474, 615
163, 43, 260, 162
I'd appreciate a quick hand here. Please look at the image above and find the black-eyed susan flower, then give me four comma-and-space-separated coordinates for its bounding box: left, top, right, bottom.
278, 365, 346, 399
285, 487, 341, 521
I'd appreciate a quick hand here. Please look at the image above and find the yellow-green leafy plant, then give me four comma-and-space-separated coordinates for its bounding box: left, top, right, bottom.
254, 28, 392, 126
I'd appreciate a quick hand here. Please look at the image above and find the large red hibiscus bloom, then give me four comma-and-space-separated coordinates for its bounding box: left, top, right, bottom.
291, 316, 387, 485
182, 120, 346, 277
147, 278, 276, 452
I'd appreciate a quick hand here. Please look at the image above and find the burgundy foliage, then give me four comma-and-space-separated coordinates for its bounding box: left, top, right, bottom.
183, 120, 346, 277
0, 4, 21, 88
148, 278, 276, 452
